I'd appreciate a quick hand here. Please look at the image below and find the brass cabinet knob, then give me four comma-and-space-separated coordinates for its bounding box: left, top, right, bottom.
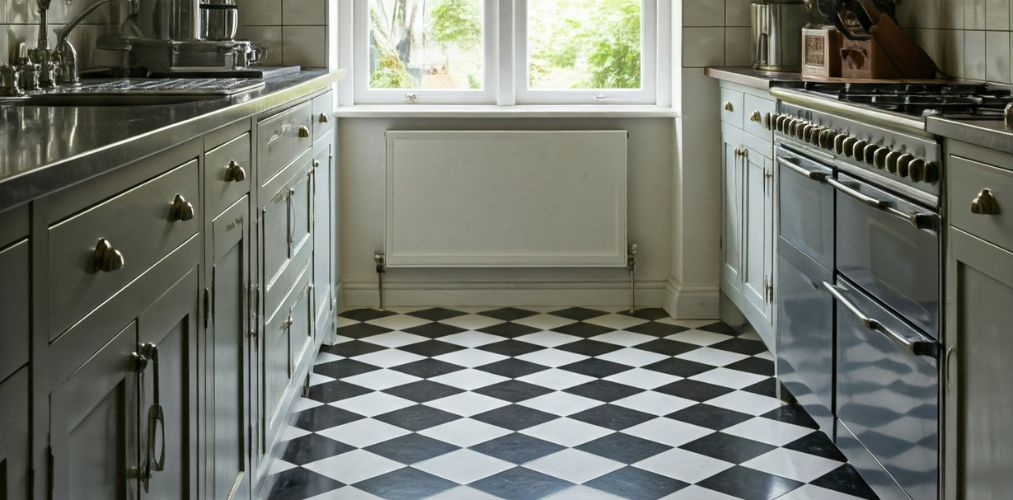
90, 238, 125, 273
971, 189, 1000, 215
319, 112, 329, 124
723, 101, 734, 112
750, 110, 762, 123
312, 159, 321, 168
225, 160, 247, 182
298, 125, 311, 138
170, 194, 196, 221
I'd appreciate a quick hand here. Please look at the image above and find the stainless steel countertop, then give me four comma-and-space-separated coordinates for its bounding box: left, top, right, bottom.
0, 69, 342, 212
704, 67, 804, 90
926, 116, 1013, 155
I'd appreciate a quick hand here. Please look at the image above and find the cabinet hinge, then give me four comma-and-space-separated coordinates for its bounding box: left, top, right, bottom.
203, 287, 210, 329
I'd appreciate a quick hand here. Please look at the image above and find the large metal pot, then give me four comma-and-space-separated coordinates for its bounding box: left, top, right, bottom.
751, 0, 806, 71
200, 4, 239, 41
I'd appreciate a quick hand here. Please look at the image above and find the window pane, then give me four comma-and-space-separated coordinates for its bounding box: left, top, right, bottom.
528, 0, 642, 90
368, 0, 484, 90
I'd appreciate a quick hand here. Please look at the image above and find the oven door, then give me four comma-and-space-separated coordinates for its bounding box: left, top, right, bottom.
776, 144, 834, 269
832, 172, 941, 338
829, 277, 939, 500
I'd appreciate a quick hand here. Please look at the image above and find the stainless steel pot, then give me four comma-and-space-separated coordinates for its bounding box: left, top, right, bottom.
200, 4, 238, 41
752, 0, 806, 71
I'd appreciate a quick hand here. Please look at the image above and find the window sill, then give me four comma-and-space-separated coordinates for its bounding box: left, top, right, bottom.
334, 104, 679, 119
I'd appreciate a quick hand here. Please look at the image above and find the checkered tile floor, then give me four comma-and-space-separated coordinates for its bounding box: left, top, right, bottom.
266, 307, 877, 500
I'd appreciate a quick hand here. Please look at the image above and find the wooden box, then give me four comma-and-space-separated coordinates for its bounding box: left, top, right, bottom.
802, 27, 842, 79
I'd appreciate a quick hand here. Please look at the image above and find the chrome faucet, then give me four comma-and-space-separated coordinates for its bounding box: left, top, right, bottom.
55, 0, 115, 86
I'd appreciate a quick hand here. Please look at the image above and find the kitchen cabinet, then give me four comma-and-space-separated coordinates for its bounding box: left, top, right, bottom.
312, 135, 337, 337
944, 142, 1013, 500
0, 367, 30, 500
718, 81, 777, 350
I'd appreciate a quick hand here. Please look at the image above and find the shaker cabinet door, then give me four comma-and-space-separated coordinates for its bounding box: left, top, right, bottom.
721, 127, 744, 292
743, 147, 771, 323
312, 141, 334, 336
0, 367, 30, 500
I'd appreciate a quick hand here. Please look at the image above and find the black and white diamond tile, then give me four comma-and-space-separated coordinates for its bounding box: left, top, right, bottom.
267, 307, 877, 500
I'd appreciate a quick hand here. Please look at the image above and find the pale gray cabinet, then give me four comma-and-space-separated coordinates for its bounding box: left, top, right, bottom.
721, 125, 744, 293
944, 143, 1013, 500
262, 269, 311, 443
208, 196, 252, 500
0, 237, 29, 385
312, 137, 336, 337
0, 367, 30, 499
742, 148, 773, 324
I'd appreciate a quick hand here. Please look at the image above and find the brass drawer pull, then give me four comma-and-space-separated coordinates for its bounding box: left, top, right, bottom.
225, 160, 247, 182
90, 238, 125, 273
170, 194, 196, 221
319, 112, 329, 124
971, 188, 1000, 215
298, 125, 311, 138
723, 101, 734, 112
750, 110, 762, 122
312, 159, 321, 169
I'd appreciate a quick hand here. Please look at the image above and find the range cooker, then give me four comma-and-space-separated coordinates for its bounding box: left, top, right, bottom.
767, 82, 1006, 500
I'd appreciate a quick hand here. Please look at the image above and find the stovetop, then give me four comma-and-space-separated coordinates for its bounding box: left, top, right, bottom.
796, 82, 1013, 120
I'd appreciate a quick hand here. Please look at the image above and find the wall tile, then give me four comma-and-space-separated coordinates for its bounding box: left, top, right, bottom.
986, 0, 1010, 30
240, 0, 282, 26
965, 0, 987, 29
283, 25, 326, 68
986, 30, 1011, 83
283, 0, 326, 26
943, 0, 965, 30
725, 27, 751, 67
943, 29, 966, 78
683, 27, 725, 68
964, 30, 987, 80
237, 25, 283, 66
683, 0, 725, 27
725, 0, 750, 28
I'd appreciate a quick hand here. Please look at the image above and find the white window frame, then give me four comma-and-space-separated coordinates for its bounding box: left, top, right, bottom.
515, 0, 657, 105
353, 0, 499, 104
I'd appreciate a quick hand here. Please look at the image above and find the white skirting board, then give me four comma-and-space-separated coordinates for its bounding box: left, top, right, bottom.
385, 130, 629, 268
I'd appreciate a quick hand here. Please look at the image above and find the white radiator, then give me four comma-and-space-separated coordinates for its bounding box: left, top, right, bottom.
385, 130, 629, 268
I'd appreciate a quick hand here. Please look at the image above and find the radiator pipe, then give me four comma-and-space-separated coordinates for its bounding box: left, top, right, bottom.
628, 243, 638, 314
374, 251, 386, 311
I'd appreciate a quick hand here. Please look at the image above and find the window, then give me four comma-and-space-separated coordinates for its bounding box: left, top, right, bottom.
350, 0, 663, 105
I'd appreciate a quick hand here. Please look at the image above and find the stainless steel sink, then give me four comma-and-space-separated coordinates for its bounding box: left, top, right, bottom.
11, 77, 265, 106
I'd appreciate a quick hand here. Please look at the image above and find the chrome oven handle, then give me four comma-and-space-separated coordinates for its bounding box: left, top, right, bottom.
822, 282, 940, 358
827, 177, 937, 231
777, 156, 827, 182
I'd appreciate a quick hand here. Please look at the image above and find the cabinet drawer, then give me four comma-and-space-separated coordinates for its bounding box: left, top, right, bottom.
206, 133, 252, 218
48, 160, 200, 339
949, 155, 1013, 252
720, 88, 744, 128
312, 91, 335, 140
743, 94, 775, 140
258, 101, 313, 185
0, 240, 29, 382
0, 204, 28, 249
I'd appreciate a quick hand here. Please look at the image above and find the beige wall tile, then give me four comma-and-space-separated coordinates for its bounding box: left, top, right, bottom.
986, 30, 1011, 83
724, 27, 751, 67
725, 0, 750, 28
237, 25, 283, 66
965, 30, 987, 80
683, 27, 725, 68
283, 25, 326, 68
283, 0, 327, 26
683, 0, 725, 27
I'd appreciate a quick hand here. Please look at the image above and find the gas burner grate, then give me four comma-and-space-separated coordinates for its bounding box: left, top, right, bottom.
64, 78, 265, 96
798, 81, 1013, 118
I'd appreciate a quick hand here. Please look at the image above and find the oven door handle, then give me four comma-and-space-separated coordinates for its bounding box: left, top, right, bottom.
822, 281, 940, 358
827, 178, 938, 231
777, 156, 827, 182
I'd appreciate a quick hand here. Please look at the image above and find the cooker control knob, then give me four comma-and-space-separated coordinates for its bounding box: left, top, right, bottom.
908, 158, 926, 182
819, 129, 835, 149
851, 139, 867, 158
803, 124, 816, 143
774, 115, 784, 132
874, 147, 890, 169
842, 136, 858, 157
834, 134, 848, 155
923, 161, 940, 183
863, 143, 879, 165
896, 153, 915, 178
810, 127, 825, 146
885, 150, 902, 173
795, 121, 807, 140
787, 118, 798, 136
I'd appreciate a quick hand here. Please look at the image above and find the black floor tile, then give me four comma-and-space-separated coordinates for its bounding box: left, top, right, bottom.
760, 404, 820, 429
479, 307, 539, 321
397, 339, 466, 357
698, 322, 741, 336
626, 321, 689, 337
469, 433, 564, 464
549, 307, 609, 321
585, 466, 689, 500
353, 466, 457, 500
470, 467, 573, 500
559, 358, 631, 378
784, 431, 847, 462
711, 338, 768, 355
696, 465, 803, 500
479, 339, 546, 357
408, 307, 468, 321
742, 378, 779, 398
478, 322, 541, 338
556, 339, 625, 356
321, 340, 386, 358
404, 322, 467, 339
306, 380, 373, 403
680, 433, 777, 464
383, 380, 464, 403
472, 405, 557, 431
642, 358, 715, 378
266, 467, 343, 500
391, 358, 465, 378
653, 379, 735, 402
620, 308, 671, 320
339, 308, 396, 322
293, 405, 365, 432
569, 404, 655, 431
374, 404, 462, 431
725, 357, 775, 376
282, 434, 355, 465
666, 404, 753, 431
476, 358, 549, 378
336, 323, 393, 339
552, 322, 615, 338
811, 464, 879, 499
364, 433, 460, 464
564, 380, 643, 402
634, 338, 698, 356
474, 380, 553, 403
577, 433, 672, 463
314, 359, 381, 379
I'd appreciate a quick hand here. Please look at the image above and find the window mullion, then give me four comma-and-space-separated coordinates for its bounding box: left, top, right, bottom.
496, 0, 516, 106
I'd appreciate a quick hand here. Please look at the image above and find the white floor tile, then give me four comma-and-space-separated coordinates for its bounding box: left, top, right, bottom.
359, 331, 429, 348
547, 485, 627, 500
584, 313, 651, 331
315, 352, 343, 364
280, 425, 311, 441
524, 449, 624, 484
742, 448, 843, 482
364, 314, 430, 331
591, 330, 657, 346
612, 391, 696, 416
291, 397, 323, 412
775, 484, 869, 500
342, 369, 422, 391
439, 331, 507, 348
303, 449, 402, 484
520, 418, 613, 447
353, 349, 426, 368
434, 349, 509, 368
519, 391, 602, 416
267, 458, 297, 474
414, 449, 514, 484
666, 330, 734, 346
425, 392, 510, 417
515, 348, 589, 367
604, 368, 681, 389
659, 485, 741, 500
721, 417, 814, 447
597, 348, 669, 367
634, 448, 734, 484
419, 418, 513, 448
429, 369, 510, 391
309, 372, 335, 386
514, 330, 583, 347
513, 314, 579, 330
706, 390, 784, 416
755, 351, 775, 361
304, 487, 383, 500
437, 314, 506, 330
623, 418, 714, 447
316, 419, 411, 448
329, 392, 416, 417
690, 367, 769, 389
518, 369, 597, 390
676, 347, 749, 367
425, 486, 503, 500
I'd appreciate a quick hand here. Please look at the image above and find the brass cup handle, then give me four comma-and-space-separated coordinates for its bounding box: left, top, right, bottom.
90, 238, 125, 273
750, 110, 762, 122
971, 188, 1000, 215
298, 125, 311, 138
319, 112, 329, 124
170, 194, 196, 221
723, 101, 734, 112
225, 160, 247, 183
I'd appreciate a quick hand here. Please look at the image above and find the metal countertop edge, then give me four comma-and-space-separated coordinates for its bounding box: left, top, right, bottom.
0, 70, 341, 212
925, 116, 1013, 155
